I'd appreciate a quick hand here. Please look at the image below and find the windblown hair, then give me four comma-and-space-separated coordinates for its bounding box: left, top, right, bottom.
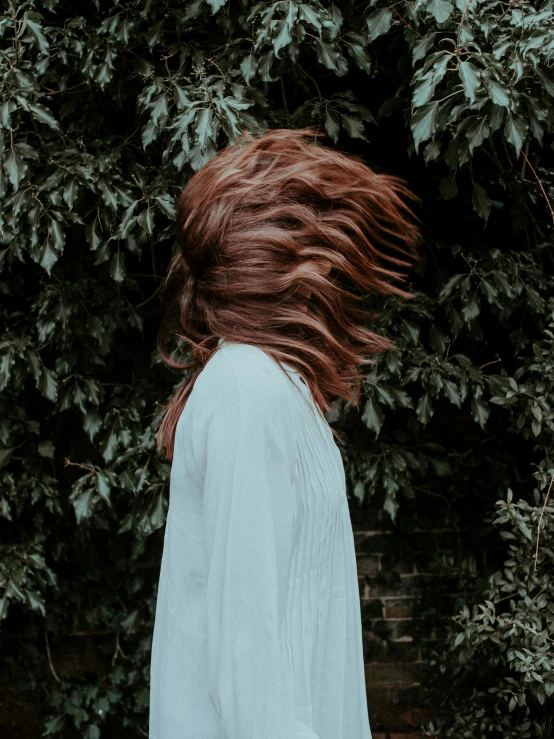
157, 126, 420, 460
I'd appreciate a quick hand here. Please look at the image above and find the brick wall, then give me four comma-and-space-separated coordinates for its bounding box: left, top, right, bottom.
350, 500, 461, 739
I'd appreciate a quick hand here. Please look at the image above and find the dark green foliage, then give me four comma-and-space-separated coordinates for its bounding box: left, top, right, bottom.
1, 0, 553, 736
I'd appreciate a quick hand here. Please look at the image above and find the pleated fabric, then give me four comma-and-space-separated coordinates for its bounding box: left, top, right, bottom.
149, 340, 372, 739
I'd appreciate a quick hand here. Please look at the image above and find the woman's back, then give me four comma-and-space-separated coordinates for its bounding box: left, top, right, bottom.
149, 340, 372, 739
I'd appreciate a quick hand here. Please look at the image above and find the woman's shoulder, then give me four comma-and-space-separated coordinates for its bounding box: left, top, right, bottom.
191, 343, 294, 409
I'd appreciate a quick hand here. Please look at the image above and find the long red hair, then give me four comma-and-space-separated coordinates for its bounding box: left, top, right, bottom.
157, 127, 420, 460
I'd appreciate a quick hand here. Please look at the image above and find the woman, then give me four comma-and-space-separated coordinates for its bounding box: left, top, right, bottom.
150, 127, 419, 739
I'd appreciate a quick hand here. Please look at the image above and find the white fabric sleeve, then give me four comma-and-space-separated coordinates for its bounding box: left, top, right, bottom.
193, 355, 320, 739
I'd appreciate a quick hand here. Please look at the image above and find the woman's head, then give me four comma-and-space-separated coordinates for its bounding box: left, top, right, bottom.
157, 126, 420, 459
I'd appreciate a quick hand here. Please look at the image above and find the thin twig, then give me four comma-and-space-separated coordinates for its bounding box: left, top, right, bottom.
64, 458, 95, 476
521, 151, 554, 225
389, 3, 422, 38
43, 82, 87, 95
280, 75, 289, 114
31, 190, 48, 214
9, 2, 21, 60
479, 354, 501, 370
127, 273, 164, 279
521, 141, 529, 177
534, 473, 554, 573
111, 630, 126, 666
135, 281, 164, 308
456, 0, 475, 51
296, 63, 322, 100
503, 618, 554, 642
45, 628, 62, 683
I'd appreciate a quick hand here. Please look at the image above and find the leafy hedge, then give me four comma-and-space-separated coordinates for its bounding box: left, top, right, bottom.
1, 0, 553, 736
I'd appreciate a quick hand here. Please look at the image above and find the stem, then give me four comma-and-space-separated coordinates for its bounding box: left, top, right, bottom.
521, 151, 554, 225
534, 474, 554, 573
45, 628, 61, 683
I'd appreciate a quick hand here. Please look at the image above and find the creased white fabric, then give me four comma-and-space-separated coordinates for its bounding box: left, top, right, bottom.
149, 340, 372, 739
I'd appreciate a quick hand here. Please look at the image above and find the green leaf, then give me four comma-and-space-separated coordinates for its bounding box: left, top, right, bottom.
38, 366, 58, 402
361, 397, 385, 436
536, 69, 554, 97
25, 589, 46, 616
324, 110, 340, 143
505, 114, 528, 156
383, 490, 399, 522
443, 379, 461, 407
149, 490, 166, 531
424, 138, 441, 163
63, 180, 79, 209
0, 448, 14, 468
485, 78, 510, 107
459, 61, 481, 103
462, 295, 481, 322
121, 609, 140, 634
472, 182, 491, 222
471, 397, 490, 428
341, 114, 368, 141
29, 103, 59, 130
273, 0, 297, 59
155, 194, 176, 219
416, 392, 434, 425
95, 63, 114, 89
206, 0, 227, 12
346, 42, 371, 74
196, 107, 213, 150
314, 39, 347, 76
141, 119, 158, 148
109, 251, 126, 283
517, 519, 532, 541
411, 101, 440, 152
25, 18, 50, 54
466, 117, 490, 153
38, 440, 55, 458
353, 480, 365, 503
240, 54, 258, 86
454, 631, 465, 646
413, 71, 437, 109
72, 488, 95, 523
84, 410, 102, 441
401, 319, 420, 345
96, 472, 111, 505
258, 49, 276, 82
366, 8, 392, 43
151, 95, 169, 125
298, 3, 322, 30
413, 32, 438, 64
427, 0, 453, 23
439, 175, 457, 200
49, 219, 65, 252
4, 149, 27, 188
43, 716, 65, 735
39, 237, 59, 275
84, 725, 100, 739
420, 138, 437, 165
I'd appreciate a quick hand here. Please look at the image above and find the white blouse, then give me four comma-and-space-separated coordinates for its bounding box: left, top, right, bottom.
149, 339, 372, 739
